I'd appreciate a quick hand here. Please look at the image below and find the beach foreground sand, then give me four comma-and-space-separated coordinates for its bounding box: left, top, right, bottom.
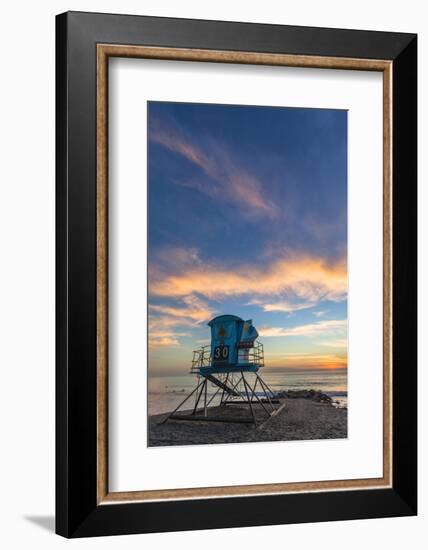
148, 398, 347, 447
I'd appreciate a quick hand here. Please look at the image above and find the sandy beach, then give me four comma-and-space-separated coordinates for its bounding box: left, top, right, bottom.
148, 397, 347, 447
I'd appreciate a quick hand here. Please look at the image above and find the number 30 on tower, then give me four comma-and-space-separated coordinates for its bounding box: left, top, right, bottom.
213, 345, 229, 361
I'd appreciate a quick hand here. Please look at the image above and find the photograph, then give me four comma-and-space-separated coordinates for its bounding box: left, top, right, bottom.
147, 100, 348, 446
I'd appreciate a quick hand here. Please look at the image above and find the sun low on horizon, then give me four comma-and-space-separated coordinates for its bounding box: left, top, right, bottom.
147, 101, 347, 378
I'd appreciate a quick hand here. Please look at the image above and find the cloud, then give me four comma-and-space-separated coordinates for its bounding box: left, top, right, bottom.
150, 116, 215, 176
313, 310, 328, 317
148, 321, 192, 349
149, 295, 215, 324
152, 247, 203, 271
148, 294, 215, 349
250, 294, 323, 314
261, 301, 316, 313
149, 336, 181, 349
149, 115, 278, 218
319, 339, 347, 349
148, 250, 346, 351
259, 319, 346, 338
148, 315, 190, 349
150, 251, 347, 309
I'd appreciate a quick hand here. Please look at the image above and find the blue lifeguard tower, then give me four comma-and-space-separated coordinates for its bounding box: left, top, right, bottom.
162, 315, 282, 426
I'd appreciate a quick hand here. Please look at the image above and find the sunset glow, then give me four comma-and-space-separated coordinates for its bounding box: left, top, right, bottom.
148, 102, 347, 375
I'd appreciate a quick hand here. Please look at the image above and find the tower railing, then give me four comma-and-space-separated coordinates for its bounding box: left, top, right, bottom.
245, 340, 264, 368
191, 345, 211, 372
190, 340, 264, 373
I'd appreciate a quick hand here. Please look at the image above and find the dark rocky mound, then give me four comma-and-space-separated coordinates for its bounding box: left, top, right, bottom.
275, 389, 333, 404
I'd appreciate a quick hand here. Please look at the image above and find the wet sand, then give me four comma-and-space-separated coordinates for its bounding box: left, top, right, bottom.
148, 398, 347, 447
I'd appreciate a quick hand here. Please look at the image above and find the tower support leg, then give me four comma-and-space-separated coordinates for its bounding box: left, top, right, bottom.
204, 379, 208, 417
160, 378, 205, 424
220, 373, 229, 405
247, 379, 271, 417
256, 374, 275, 412
192, 378, 206, 415
242, 372, 256, 425
222, 375, 243, 404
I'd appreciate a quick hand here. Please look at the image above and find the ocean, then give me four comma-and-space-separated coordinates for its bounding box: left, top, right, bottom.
148, 369, 347, 415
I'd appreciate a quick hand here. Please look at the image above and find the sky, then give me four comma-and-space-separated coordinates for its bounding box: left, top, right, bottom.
147, 101, 347, 377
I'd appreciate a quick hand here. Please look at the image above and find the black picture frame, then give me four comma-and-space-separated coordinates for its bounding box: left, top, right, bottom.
56, 11, 417, 538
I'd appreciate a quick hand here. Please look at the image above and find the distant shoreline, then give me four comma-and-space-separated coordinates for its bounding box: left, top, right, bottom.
148, 396, 347, 447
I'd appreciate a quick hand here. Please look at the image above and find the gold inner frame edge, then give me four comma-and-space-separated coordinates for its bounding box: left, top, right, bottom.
96, 44, 393, 504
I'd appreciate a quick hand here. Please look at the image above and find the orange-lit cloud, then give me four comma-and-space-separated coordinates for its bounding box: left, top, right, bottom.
148, 320, 192, 348
148, 295, 215, 349
150, 252, 347, 308
149, 295, 215, 324
148, 316, 191, 349
149, 336, 181, 349
150, 116, 278, 218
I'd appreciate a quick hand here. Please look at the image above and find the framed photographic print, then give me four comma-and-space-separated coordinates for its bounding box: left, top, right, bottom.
56, 11, 417, 537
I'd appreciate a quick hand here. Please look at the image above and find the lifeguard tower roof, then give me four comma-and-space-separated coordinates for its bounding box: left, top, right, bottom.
208, 314, 243, 325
